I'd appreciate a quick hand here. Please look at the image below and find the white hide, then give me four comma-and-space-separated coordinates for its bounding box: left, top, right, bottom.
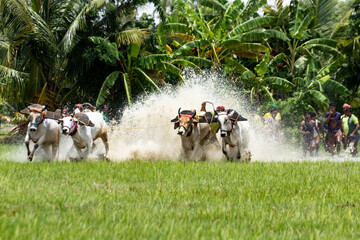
217, 112, 251, 161
60, 112, 109, 159
25, 113, 61, 161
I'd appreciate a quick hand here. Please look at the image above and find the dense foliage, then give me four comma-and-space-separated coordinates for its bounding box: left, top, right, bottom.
0, 0, 358, 122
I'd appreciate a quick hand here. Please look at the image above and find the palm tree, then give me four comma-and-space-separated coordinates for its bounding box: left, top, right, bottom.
0, 0, 105, 109
90, 35, 166, 105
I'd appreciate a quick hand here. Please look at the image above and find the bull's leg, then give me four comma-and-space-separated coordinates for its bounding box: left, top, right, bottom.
190, 143, 200, 160
52, 143, 59, 161
43, 144, 52, 162
25, 140, 30, 157
236, 142, 242, 161
74, 145, 84, 159
222, 140, 229, 161
83, 139, 93, 159
25, 133, 31, 157
101, 132, 110, 161
28, 144, 39, 162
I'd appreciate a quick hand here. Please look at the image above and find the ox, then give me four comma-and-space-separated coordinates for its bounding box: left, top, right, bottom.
171, 108, 211, 160
25, 105, 61, 161
58, 112, 109, 160
217, 110, 251, 161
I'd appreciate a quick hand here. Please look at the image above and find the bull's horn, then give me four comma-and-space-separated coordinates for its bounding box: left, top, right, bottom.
178, 108, 181, 117
41, 105, 47, 112
191, 110, 196, 118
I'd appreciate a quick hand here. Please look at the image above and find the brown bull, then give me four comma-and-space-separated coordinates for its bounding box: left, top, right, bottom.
172, 108, 210, 160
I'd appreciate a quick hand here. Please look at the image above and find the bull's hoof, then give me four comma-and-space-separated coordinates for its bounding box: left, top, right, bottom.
28, 157, 33, 162
242, 152, 252, 162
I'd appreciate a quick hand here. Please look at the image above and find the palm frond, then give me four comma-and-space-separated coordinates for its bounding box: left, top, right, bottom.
316, 59, 342, 78
305, 44, 344, 57
260, 86, 275, 102
178, 56, 214, 67
302, 38, 338, 48
171, 59, 202, 72
138, 54, 172, 69
241, 70, 256, 80
60, 0, 106, 54
263, 76, 295, 91
199, 0, 226, 13
171, 40, 203, 56
224, 57, 249, 73
122, 73, 131, 104
265, 29, 290, 42
164, 23, 190, 34
133, 67, 161, 92
34, 83, 57, 110
323, 79, 350, 96
221, 40, 269, 52
290, 10, 314, 39
229, 16, 277, 37
96, 71, 120, 106
116, 29, 149, 46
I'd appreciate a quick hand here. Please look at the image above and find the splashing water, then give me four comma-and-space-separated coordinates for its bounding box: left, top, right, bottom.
107, 70, 303, 162
8, 71, 358, 162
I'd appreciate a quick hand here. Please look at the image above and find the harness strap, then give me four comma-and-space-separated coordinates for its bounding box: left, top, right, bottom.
75, 117, 91, 126
30, 113, 46, 126
186, 124, 193, 137
69, 122, 78, 136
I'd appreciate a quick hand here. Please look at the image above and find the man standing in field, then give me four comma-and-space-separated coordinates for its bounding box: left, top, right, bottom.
341, 103, 351, 150
300, 111, 314, 157
345, 108, 359, 156
310, 112, 324, 156
264, 107, 281, 141
263, 104, 281, 123
324, 103, 345, 155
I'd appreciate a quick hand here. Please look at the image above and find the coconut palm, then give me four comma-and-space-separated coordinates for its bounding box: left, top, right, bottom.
0, 0, 105, 109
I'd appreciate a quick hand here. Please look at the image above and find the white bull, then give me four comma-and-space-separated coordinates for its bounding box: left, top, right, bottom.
59, 112, 109, 160
217, 110, 251, 161
25, 107, 61, 161
172, 108, 210, 160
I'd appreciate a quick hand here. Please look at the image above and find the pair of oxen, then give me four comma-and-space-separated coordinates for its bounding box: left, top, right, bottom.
22, 104, 109, 161
171, 108, 251, 161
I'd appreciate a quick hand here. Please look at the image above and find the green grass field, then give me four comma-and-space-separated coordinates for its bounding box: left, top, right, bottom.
1, 145, 360, 239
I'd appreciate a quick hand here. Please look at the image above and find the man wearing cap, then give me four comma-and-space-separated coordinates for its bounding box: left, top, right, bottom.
74, 104, 84, 114
263, 104, 281, 122
264, 107, 281, 139
341, 103, 351, 150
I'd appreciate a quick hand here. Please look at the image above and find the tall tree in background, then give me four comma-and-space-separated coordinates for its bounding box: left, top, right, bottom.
0, 0, 105, 109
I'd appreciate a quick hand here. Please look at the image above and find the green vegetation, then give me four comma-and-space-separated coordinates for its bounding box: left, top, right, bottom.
1, 0, 359, 111
1, 160, 360, 239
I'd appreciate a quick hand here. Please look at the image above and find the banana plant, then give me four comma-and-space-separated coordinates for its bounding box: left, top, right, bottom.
230, 50, 295, 103
291, 47, 350, 111
91, 33, 190, 106
162, 0, 289, 67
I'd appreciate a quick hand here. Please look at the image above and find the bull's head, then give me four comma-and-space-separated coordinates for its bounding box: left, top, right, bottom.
217, 112, 232, 137
178, 110, 197, 136
58, 115, 78, 135
28, 105, 46, 132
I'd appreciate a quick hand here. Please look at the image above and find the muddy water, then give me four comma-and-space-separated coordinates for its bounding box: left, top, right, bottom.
107, 70, 302, 162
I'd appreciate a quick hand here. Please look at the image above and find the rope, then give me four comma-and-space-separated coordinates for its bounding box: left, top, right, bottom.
110, 124, 172, 131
